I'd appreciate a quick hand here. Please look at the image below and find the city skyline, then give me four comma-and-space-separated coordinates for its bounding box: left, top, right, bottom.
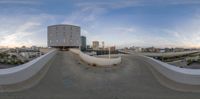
0, 0, 200, 48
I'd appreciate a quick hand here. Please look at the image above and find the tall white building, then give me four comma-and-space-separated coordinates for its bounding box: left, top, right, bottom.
48, 24, 81, 48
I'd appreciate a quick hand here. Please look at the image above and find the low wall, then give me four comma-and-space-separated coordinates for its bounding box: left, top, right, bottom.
0, 49, 57, 85
69, 49, 121, 66
40, 48, 54, 54
141, 51, 198, 57
96, 54, 124, 58
140, 55, 200, 85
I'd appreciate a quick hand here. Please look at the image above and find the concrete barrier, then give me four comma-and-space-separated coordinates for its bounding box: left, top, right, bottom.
140, 55, 200, 85
69, 49, 121, 66
141, 51, 198, 57
69, 48, 80, 55
0, 49, 57, 85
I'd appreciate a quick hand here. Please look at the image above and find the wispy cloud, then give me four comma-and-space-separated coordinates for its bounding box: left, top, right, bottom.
76, 0, 200, 10
68, 0, 200, 48
0, 14, 57, 47
76, 1, 139, 10
1, 0, 199, 48
168, 17, 200, 48
63, 3, 106, 25
0, 0, 39, 5
1, 22, 40, 47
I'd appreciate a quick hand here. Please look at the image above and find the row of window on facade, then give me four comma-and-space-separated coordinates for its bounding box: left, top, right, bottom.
49, 32, 73, 37
49, 39, 80, 44
52, 26, 79, 30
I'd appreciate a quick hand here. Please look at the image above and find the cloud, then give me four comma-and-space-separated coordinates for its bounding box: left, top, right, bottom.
59, 0, 200, 48
1, 22, 40, 47
75, 0, 200, 10
0, 0, 39, 5
63, 1, 143, 47
76, 1, 138, 9
83, 26, 140, 47
63, 3, 106, 25
0, 14, 57, 48
161, 0, 200, 5
159, 14, 200, 48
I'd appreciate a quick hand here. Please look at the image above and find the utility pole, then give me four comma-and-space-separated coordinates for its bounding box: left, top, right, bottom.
109, 47, 111, 59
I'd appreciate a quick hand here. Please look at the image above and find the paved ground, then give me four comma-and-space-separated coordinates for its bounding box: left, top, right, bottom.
1, 51, 200, 99
0, 64, 17, 69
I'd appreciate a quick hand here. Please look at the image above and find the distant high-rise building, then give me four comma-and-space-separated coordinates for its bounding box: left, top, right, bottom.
105, 46, 116, 51
110, 46, 116, 51
102, 41, 105, 49
81, 36, 86, 51
92, 41, 99, 50
47, 24, 81, 48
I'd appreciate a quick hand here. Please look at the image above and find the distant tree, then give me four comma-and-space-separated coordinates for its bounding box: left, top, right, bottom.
0, 53, 3, 58
11, 55, 17, 59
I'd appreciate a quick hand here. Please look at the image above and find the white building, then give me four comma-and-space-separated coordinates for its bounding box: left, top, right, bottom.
48, 24, 81, 48
134, 47, 142, 52
92, 41, 99, 50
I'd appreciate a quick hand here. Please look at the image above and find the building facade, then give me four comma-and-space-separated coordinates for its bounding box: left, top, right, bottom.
102, 41, 105, 49
81, 36, 86, 51
92, 41, 99, 50
48, 24, 81, 48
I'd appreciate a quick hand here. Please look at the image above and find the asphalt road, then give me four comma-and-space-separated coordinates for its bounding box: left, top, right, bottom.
1, 51, 200, 99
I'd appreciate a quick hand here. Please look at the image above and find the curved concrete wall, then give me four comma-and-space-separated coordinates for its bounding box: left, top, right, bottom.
140, 55, 200, 85
70, 49, 121, 66
0, 49, 57, 85
70, 48, 80, 54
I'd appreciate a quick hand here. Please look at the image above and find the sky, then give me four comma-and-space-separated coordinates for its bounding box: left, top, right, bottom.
0, 0, 200, 48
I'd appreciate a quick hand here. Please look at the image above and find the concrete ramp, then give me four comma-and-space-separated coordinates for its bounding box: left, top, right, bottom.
0, 49, 57, 92
1, 52, 200, 98
136, 54, 200, 92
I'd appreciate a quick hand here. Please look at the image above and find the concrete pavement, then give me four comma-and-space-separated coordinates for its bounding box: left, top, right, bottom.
1, 51, 200, 99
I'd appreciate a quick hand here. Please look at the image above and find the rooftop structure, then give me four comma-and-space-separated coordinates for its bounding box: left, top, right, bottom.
47, 24, 81, 49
